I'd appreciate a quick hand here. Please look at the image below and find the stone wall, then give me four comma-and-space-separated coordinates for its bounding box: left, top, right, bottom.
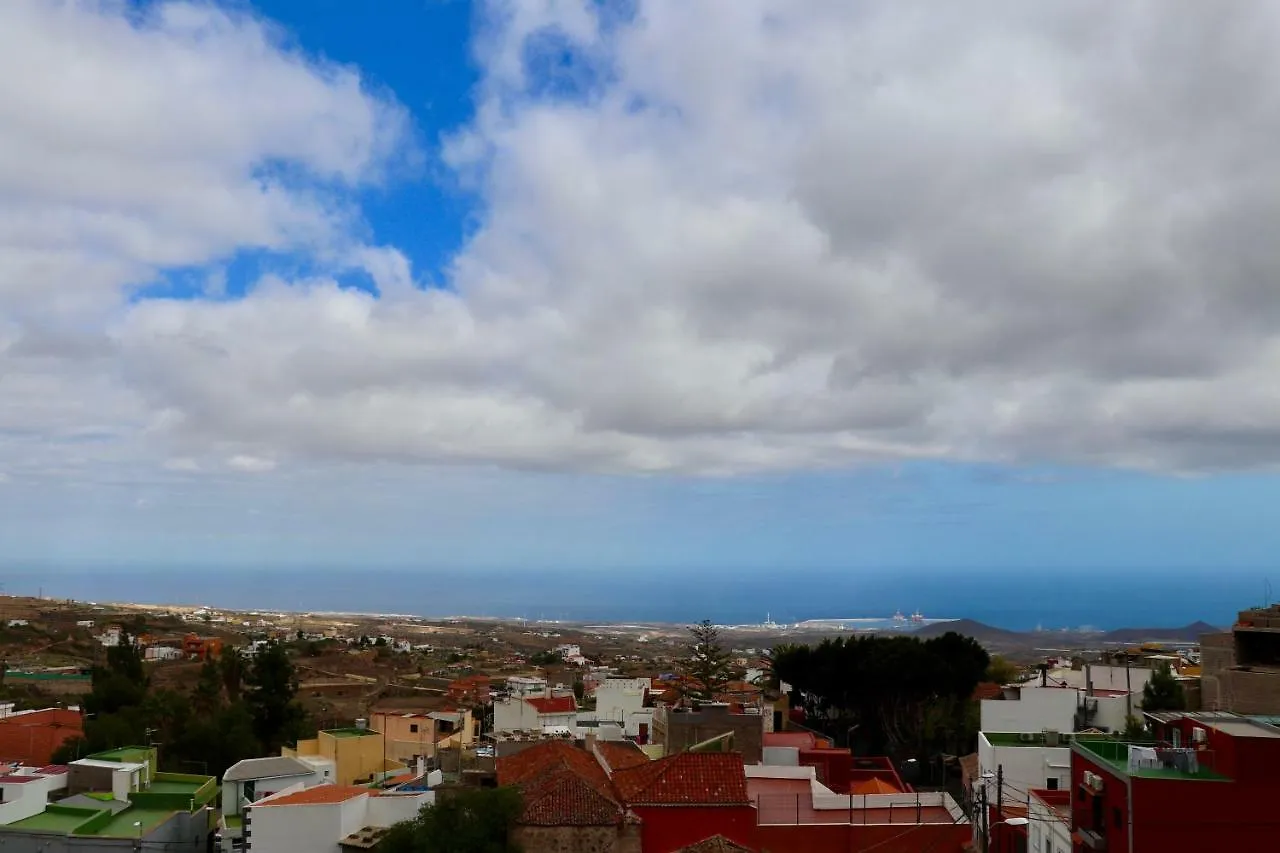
512, 824, 642, 853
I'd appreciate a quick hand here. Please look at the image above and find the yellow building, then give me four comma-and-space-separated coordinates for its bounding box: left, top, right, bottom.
371, 710, 475, 764
282, 726, 406, 786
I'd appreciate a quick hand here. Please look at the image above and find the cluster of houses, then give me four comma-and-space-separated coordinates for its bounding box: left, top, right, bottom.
967, 605, 1280, 852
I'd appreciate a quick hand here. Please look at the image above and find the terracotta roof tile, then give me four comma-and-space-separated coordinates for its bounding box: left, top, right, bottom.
498, 741, 610, 790
256, 785, 369, 806
518, 770, 625, 826
527, 696, 577, 714
497, 742, 625, 827
595, 741, 650, 772
612, 753, 749, 806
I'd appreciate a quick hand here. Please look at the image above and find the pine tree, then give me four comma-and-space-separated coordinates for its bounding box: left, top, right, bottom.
244, 641, 308, 752
1141, 662, 1186, 712
681, 620, 735, 701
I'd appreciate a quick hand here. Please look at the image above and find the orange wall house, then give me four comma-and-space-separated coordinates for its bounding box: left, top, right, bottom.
0, 709, 84, 765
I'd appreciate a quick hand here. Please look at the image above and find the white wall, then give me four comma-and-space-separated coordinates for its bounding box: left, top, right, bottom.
249, 802, 343, 853
593, 679, 651, 737
493, 698, 539, 732
1049, 665, 1153, 693
1028, 796, 1073, 853
976, 736, 1072, 799
0, 777, 55, 824
366, 792, 432, 827
1092, 694, 1137, 733
981, 688, 1076, 733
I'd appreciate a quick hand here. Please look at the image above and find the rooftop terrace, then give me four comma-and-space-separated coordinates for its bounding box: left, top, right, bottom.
325, 727, 379, 738
1073, 739, 1229, 782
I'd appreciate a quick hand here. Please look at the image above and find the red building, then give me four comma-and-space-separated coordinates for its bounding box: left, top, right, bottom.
611, 752, 757, 853
182, 633, 223, 660
746, 765, 969, 853
1071, 711, 1280, 852
761, 731, 908, 796
0, 709, 83, 766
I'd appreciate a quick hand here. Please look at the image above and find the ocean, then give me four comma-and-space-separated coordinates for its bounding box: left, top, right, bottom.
0, 566, 1261, 631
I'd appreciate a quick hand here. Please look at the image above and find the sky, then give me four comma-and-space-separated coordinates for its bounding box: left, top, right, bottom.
6, 1, 1280, 583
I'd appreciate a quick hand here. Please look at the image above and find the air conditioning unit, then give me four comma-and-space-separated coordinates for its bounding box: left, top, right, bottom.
1083, 771, 1104, 793
1192, 727, 1207, 744
1044, 728, 1061, 747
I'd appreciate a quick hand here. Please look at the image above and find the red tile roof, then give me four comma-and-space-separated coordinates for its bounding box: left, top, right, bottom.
595, 741, 650, 772
498, 741, 610, 790
37, 765, 68, 775
519, 769, 625, 826
497, 741, 625, 827
0, 775, 38, 784
527, 696, 577, 714
257, 785, 368, 806
612, 753, 749, 806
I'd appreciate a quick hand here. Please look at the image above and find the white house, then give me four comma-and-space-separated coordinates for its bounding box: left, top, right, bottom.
1046, 664, 1153, 694
587, 677, 653, 738
976, 731, 1073, 803
246, 783, 431, 853
492, 694, 578, 733
982, 682, 1138, 735
505, 676, 548, 697
145, 646, 184, 662
1028, 789, 1073, 853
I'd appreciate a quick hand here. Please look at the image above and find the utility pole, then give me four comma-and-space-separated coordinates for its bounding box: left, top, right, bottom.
978, 783, 989, 853
995, 765, 1004, 853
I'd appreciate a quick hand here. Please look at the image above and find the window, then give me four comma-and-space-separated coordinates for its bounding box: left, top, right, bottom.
1046, 777, 1058, 791
409, 723, 419, 733
1045, 838, 1052, 853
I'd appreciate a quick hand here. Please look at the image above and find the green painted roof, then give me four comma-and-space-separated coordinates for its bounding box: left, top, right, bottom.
1074, 739, 1229, 782
89, 747, 153, 764
82, 808, 174, 838
6, 808, 100, 833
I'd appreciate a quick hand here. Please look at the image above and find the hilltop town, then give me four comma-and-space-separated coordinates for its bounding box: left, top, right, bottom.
0, 592, 1267, 851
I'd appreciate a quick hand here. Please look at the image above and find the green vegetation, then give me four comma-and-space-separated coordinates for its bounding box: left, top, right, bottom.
528, 650, 560, 666
679, 620, 737, 700
1142, 662, 1186, 712
772, 631, 990, 757
379, 787, 523, 853
984, 655, 1022, 685
53, 637, 307, 778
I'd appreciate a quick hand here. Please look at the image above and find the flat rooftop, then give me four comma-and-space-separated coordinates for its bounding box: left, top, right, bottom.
324, 727, 379, 738
1074, 740, 1229, 782
88, 748, 152, 764
747, 778, 955, 825
87, 807, 174, 837
7, 808, 99, 833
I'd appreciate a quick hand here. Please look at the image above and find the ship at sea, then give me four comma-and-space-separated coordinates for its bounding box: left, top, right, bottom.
911, 610, 924, 623
893, 610, 907, 625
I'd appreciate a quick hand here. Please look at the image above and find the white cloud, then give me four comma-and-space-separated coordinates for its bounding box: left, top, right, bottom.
9, 0, 1280, 482
227, 455, 277, 473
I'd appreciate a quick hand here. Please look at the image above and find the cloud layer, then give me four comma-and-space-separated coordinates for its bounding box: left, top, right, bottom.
9, 0, 1280, 481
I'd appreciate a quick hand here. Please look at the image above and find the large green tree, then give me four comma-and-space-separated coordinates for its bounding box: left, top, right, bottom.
1141, 662, 1186, 712
380, 788, 523, 853
771, 631, 990, 757
679, 620, 737, 701
243, 642, 308, 752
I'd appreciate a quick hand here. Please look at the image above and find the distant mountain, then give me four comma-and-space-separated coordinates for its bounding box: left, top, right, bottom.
913, 619, 1027, 643
1100, 621, 1222, 643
